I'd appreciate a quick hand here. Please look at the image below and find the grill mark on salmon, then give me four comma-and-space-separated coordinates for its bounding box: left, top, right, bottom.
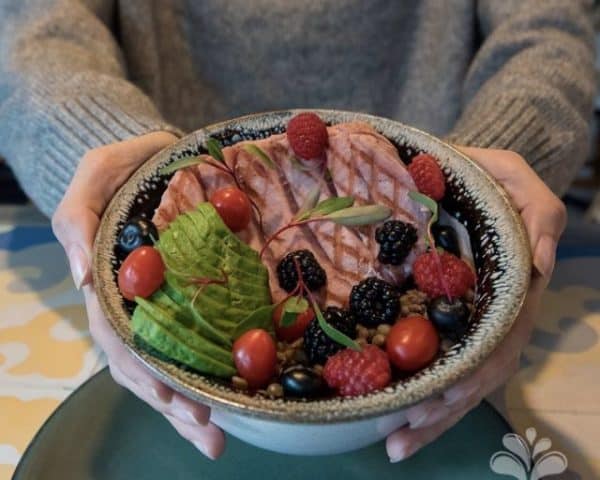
152, 122, 430, 308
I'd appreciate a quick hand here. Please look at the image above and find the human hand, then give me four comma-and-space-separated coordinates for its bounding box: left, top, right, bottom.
386, 147, 567, 462
52, 132, 226, 460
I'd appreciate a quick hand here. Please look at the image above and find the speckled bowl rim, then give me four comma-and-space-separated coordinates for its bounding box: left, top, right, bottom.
93, 109, 531, 424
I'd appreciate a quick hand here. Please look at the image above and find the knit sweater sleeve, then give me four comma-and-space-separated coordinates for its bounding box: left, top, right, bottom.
0, 0, 183, 217
446, 0, 597, 196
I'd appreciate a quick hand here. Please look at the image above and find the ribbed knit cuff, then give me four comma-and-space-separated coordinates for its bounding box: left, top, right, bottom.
32, 93, 184, 217
446, 96, 585, 196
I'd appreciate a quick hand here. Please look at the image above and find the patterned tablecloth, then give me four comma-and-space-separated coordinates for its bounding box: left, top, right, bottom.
0, 205, 599, 479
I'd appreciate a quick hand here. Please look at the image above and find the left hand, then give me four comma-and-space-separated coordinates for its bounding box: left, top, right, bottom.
386, 147, 567, 462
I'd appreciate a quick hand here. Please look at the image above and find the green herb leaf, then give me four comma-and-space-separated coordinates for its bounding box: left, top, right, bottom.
243, 144, 276, 169
312, 301, 360, 351
408, 191, 439, 247
311, 196, 355, 217
294, 185, 321, 221
159, 157, 205, 175
408, 191, 438, 223
280, 296, 309, 327
206, 138, 225, 163
290, 156, 313, 172
324, 205, 392, 226
232, 304, 276, 340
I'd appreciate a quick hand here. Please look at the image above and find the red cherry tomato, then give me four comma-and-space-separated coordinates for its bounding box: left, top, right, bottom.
273, 303, 315, 342
210, 186, 252, 232
118, 246, 165, 301
232, 329, 277, 388
386, 315, 439, 372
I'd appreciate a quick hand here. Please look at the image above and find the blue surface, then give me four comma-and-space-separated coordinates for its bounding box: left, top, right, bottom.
0, 226, 56, 251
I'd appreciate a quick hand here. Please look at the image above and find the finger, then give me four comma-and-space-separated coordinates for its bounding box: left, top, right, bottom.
170, 392, 211, 426
52, 207, 99, 289
454, 146, 548, 215
164, 414, 226, 460
83, 285, 172, 402
441, 275, 546, 410
109, 361, 172, 410
404, 278, 546, 431
52, 132, 177, 288
404, 275, 546, 430
61, 132, 177, 218
110, 360, 209, 426
455, 146, 566, 279
404, 396, 444, 429
387, 404, 472, 462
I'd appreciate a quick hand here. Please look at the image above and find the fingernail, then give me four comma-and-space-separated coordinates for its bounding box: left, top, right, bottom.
444, 383, 479, 407
194, 441, 217, 460
533, 235, 557, 280
67, 244, 89, 290
389, 442, 421, 463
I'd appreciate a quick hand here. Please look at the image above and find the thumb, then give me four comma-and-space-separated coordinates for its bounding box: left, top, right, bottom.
52, 131, 177, 288
455, 146, 566, 281
52, 207, 100, 289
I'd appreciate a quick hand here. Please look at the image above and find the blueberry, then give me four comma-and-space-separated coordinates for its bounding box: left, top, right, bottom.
432, 224, 460, 256
280, 366, 325, 398
428, 297, 470, 341
118, 218, 158, 253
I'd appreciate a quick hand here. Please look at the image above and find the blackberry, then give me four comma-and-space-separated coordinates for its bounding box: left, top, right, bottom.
375, 220, 418, 265
277, 250, 327, 293
303, 307, 356, 365
349, 277, 400, 327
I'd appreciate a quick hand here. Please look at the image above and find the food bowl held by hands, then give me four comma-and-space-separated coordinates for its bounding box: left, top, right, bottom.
92, 110, 531, 456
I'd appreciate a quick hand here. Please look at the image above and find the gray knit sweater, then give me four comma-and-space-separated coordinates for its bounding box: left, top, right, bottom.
0, 0, 596, 217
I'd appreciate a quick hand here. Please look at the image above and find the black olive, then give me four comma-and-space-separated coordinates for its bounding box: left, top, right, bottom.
118, 218, 158, 253
280, 366, 325, 398
432, 224, 460, 256
427, 296, 470, 341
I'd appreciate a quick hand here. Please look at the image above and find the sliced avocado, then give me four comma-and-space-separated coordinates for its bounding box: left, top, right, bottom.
132, 308, 236, 378
152, 288, 232, 348
135, 297, 233, 366
161, 223, 266, 288
133, 202, 272, 376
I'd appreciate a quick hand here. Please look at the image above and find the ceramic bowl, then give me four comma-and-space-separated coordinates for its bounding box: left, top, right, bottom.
93, 110, 531, 455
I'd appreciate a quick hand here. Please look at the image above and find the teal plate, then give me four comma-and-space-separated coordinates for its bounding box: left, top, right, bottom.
14, 368, 511, 479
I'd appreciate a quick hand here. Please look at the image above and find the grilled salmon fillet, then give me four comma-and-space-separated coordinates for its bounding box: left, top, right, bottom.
153, 122, 430, 307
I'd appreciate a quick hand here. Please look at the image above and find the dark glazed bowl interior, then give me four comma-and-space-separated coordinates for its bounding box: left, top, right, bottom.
93, 110, 531, 423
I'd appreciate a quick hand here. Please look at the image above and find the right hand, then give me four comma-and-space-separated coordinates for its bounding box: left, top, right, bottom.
52, 132, 226, 459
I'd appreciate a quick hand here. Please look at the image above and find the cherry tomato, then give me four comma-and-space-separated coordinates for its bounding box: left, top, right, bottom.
118, 246, 165, 301
386, 315, 439, 372
210, 186, 252, 232
233, 329, 277, 388
273, 303, 315, 342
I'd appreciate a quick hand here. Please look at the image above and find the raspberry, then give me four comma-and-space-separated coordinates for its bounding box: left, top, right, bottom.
287, 113, 329, 160
323, 345, 391, 397
413, 251, 475, 298
408, 153, 446, 201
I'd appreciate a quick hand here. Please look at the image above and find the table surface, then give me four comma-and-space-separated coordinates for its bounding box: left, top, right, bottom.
1, 204, 599, 479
